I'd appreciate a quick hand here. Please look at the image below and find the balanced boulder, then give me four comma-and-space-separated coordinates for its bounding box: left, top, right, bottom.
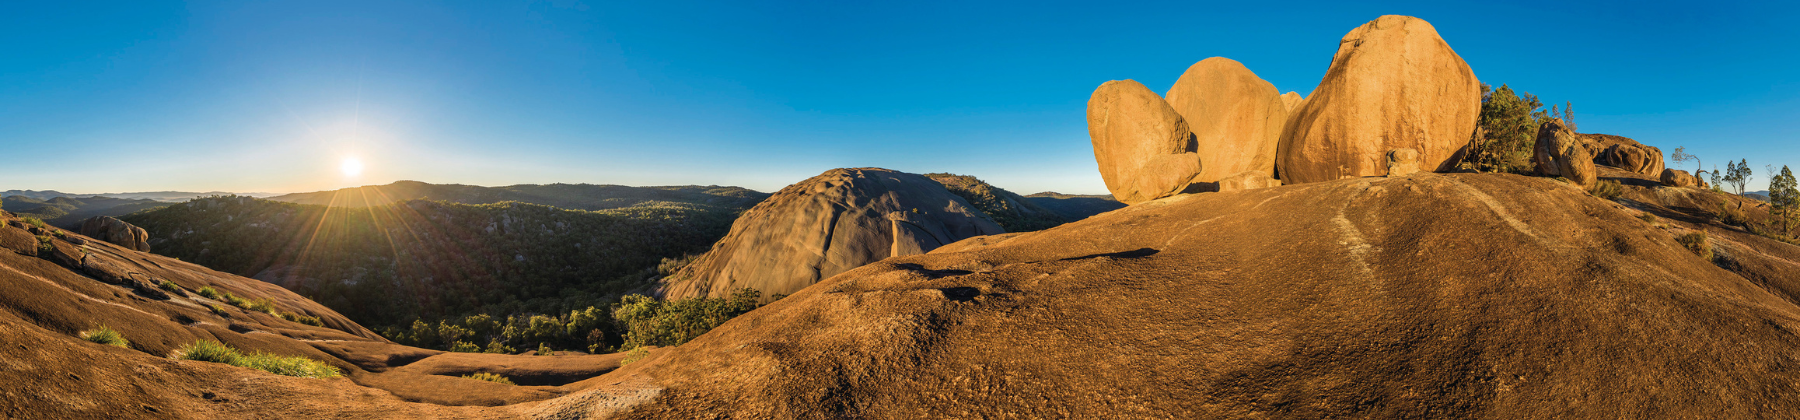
658, 168, 1004, 300
1535, 120, 1597, 188
1087, 80, 1204, 204
1163, 57, 1286, 185
1278, 15, 1481, 184
78, 216, 150, 252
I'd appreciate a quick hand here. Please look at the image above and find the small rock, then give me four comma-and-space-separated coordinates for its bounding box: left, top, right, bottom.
1386, 148, 1422, 177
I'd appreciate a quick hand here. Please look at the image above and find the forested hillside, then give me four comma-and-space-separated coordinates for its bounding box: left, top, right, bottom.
925, 173, 1067, 232
269, 180, 766, 210
122, 195, 753, 329
1, 195, 168, 229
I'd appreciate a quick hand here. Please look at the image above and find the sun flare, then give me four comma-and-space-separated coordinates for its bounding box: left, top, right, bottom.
341, 157, 363, 177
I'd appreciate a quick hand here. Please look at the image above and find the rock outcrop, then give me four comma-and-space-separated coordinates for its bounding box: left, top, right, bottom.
1163, 57, 1287, 185
1661, 168, 1698, 188
1535, 120, 1597, 187
1277, 15, 1481, 184
1087, 80, 1204, 204
1582, 133, 1664, 176
659, 168, 1004, 300
78, 216, 150, 252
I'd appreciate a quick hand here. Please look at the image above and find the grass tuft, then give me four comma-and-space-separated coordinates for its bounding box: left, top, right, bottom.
175, 340, 240, 364
197, 286, 222, 300
461, 372, 515, 385
81, 326, 130, 348
174, 340, 340, 378
1590, 180, 1625, 200
158, 280, 183, 294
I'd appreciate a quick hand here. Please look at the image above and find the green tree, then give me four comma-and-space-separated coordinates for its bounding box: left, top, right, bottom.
1771, 166, 1799, 236
1720, 158, 1749, 196
1461, 84, 1550, 174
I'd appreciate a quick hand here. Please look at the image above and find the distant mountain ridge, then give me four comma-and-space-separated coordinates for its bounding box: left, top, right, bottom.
2, 190, 279, 202
267, 180, 768, 211
1022, 191, 1126, 222
1, 195, 169, 230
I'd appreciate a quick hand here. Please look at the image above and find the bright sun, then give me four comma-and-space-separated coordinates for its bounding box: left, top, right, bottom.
341, 157, 364, 177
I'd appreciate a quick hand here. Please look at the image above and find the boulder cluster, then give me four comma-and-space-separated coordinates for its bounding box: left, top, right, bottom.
1086, 15, 1480, 203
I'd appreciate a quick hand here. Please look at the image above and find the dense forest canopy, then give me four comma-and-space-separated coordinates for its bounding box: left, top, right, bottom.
123, 193, 757, 329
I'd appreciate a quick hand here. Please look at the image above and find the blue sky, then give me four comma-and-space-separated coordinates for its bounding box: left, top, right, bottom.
3, 1, 1797, 195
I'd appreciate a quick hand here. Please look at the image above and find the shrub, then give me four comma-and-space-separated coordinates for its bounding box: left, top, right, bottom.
158, 280, 183, 294
448, 341, 481, 353
36, 235, 53, 254
1638, 213, 1657, 224
619, 347, 649, 366
1590, 180, 1625, 200
279, 312, 324, 327
1677, 231, 1713, 261
23, 217, 46, 229
174, 340, 340, 378
462, 372, 515, 385
197, 286, 222, 300
81, 326, 129, 348
535, 342, 554, 356
208, 304, 230, 317
483, 339, 517, 354
614, 288, 763, 349
1717, 201, 1749, 227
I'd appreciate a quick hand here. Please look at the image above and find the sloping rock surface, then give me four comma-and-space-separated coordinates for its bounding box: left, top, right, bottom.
659, 168, 1003, 300
1278, 15, 1480, 184
563, 173, 1800, 419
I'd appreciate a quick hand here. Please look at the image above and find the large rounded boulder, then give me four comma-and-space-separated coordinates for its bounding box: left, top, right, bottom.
658, 168, 1004, 300
1278, 15, 1481, 184
1087, 80, 1204, 204
1163, 57, 1287, 185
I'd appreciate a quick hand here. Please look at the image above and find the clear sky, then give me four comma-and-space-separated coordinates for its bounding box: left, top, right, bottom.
3, 1, 1798, 195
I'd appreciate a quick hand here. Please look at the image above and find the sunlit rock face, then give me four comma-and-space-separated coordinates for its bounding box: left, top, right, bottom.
1278, 15, 1480, 184
658, 168, 1003, 300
